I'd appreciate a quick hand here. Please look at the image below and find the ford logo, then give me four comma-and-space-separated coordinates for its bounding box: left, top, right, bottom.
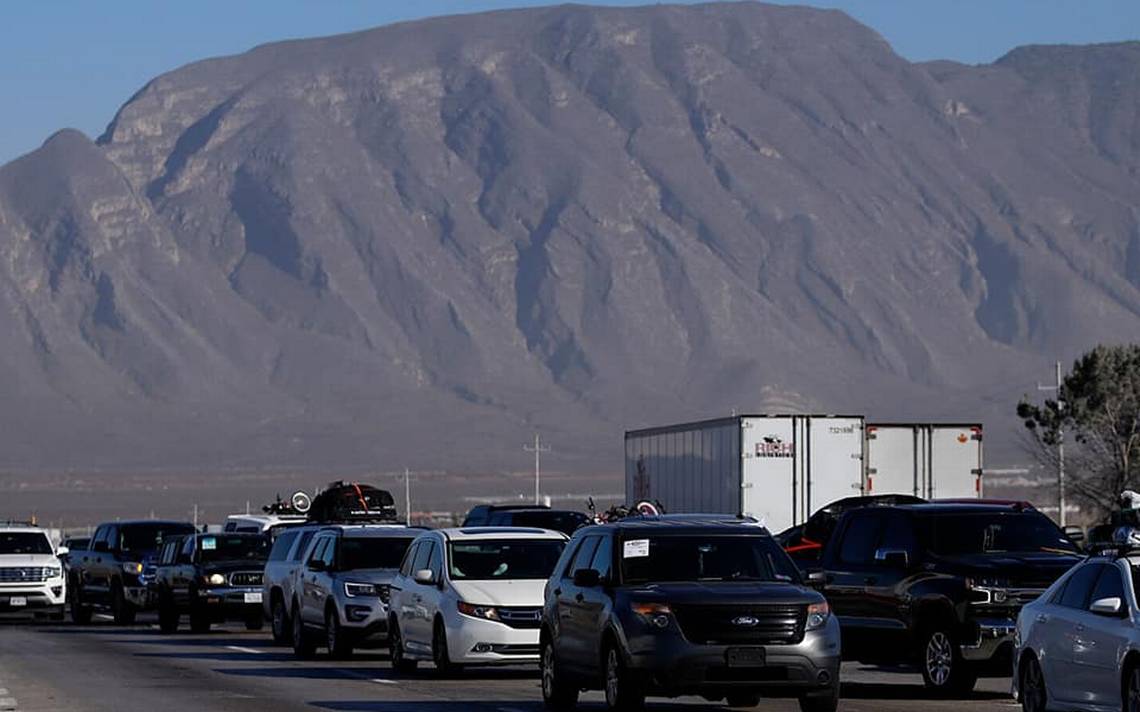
732, 615, 760, 627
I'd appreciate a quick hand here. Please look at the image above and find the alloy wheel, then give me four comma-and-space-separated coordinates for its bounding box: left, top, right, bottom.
925, 632, 953, 687
605, 648, 620, 707
541, 641, 555, 699
1020, 658, 1045, 712
1129, 666, 1140, 712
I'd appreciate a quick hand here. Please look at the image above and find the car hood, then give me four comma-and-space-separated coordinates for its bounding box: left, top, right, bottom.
623, 581, 823, 606
336, 568, 399, 585
449, 579, 548, 606
0, 554, 60, 567
932, 552, 1081, 587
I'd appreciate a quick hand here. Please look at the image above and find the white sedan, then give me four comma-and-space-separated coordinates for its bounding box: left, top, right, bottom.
1014, 549, 1140, 711
387, 527, 568, 673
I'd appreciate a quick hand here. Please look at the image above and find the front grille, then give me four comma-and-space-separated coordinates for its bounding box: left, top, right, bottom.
497, 606, 542, 629
0, 568, 50, 584
672, 604, 806, 645
229, 572, 263, 587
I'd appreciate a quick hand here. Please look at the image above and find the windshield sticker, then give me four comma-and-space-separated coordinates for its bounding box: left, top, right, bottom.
623, 539, 649, 559
201, 537, 216, 551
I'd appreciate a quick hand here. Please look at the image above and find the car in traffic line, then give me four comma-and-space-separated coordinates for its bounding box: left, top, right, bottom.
1013, 545, 1140, 711
152, 532, 270, 633
388, 527, 569, 673
539, 516, 840, 712
0, 523, 67, 620
263, 524, 324, 644
69, 520, 197, 625
289, 524, 417, 659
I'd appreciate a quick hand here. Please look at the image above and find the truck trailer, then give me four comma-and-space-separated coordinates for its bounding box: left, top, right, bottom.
864, 423, 983, 499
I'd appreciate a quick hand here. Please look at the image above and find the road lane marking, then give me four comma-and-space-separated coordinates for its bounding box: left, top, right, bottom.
339, 670, 398, 686
369, 679, 397, 685
94, 614, 113, 621
225, 646, 264, 655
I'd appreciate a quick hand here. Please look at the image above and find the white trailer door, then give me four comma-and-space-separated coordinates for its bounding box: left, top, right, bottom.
805, 417, 865, 518
928, 426, 982, 499
865, 425, 919, 496
741, 417, 796, 532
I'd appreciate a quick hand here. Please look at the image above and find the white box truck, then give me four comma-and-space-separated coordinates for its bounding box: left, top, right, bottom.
864, 423, 983, 499
624, 415, 865, 533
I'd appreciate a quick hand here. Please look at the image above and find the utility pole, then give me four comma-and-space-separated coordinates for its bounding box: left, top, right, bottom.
524, 434, 551, 505
1038, 361, 1066, 527
403, 468, 412, 527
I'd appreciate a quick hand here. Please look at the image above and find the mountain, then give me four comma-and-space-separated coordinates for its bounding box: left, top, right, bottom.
1, 2, 1138, 481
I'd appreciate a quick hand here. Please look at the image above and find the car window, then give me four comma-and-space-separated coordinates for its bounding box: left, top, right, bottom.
290, 531, 316, 562
621, 534, 800, 584
269, 531, 299, 563
449, 539, 566, 580
178, 536, 195, 564
1058, 563, 1104, 609
427, 540, 443, 579
341, 537, 416, 571
878, 514, 917, 555
399, 542, 421, 577
91, 526, 108, 549
223, 522, 238, 532
119, 523, 195, 555
1088, 564, 1125, 609
307, 537, 330, 565
0, 532, 52, 555
838, 514, 882, 565
590, 535, 613, 580
319, 536, 337, 568
569, 536, 600, 575
411, 540, 434, 574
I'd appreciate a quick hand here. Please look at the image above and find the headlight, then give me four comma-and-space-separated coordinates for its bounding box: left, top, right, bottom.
46, 566, 62, 579
122, 562, 143, 575
205, 573, 226, 586
631, 602, 672, 629
457, 601, 499, 621
806, 601, 830, 630
344, 582, 378, 598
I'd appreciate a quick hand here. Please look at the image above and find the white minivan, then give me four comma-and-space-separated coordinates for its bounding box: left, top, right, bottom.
387, 527, 568, 673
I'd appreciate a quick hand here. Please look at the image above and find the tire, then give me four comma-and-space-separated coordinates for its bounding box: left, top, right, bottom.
389, 618, 417, 673
541, 636, 579, 710
326, 608, 354, 659
919, 625, 977, 696
292, 603, 315, 659
158, 593, 179, 634
1019, 654, 1047, 712
432, 618, 458, 676
726, 692, 761, 708
70, 585, 92, 625
798, 685, 839, 712
1125, 661, 1140, 712
271, 594, 292, 645
49, 605, 66, 622
602, 641, 645, 711
111, 581, 137, 626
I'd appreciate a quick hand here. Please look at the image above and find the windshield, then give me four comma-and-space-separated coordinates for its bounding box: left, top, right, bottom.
120, 524, 196, 554
916, 512, 1078, 556
507, 511, 589, 535
620, 535, 801, 585
197, 535, 269, 562
341, 537, 415, 570
0, 532, 53, 555
448, 539, 566, 580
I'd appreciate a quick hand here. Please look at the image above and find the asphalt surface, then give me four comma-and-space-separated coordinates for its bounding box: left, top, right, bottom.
0, 615, 1019, 712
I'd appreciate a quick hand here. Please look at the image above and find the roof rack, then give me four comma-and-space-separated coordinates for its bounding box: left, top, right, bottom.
0, 520, 40, 528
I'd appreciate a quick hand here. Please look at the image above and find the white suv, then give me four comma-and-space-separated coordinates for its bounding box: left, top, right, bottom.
0, 524, 66, 620
387, 527, 568, 673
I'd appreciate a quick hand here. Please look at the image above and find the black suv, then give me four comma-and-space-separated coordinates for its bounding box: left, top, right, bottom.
539, 517, 840, 711
485, 509, 590, 536
152, 532, 270, 633
815, 502, 1081, 695
777, 495, 925, 565
463, 503, 551, 526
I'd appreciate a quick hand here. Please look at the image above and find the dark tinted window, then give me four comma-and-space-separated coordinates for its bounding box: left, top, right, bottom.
290, 531, 315, 562
120, 524, 196, 555
399, 542, 420, 576
569, 536, 600, 575
915, 512, 1078, 556
620, 534, 799, 584
590, 536, 613, 580
340, 537, 415, 571
307, 537, 330, 565
411, 540, 433, 573
1088, 565, 1125, 609
463, 507, 489, 527
0, 532, 52, 555
198, 534, 268, 563
838, 515, 882, 565
878, 514, 918, 555
427, 540, 443, 578
1059, 563, 1103, 609
269, 531, 299, 562
318, 537, 337, 567
507, 511, 590, 536
448, 539, 566, 580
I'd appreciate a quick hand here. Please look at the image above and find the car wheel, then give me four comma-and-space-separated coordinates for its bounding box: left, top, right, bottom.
798, 685, 839, 712
271, 595, 292, 645
432, 618, 458, 676
292, 603, 315, 659
603, 642, 645, 711
726, 692, 761, 708
111, 581, 136, 625
389, 618, 417, 673
1124, 662, 1140, 712
70, 585, 92, 625
158, 594, 179, 634
920, 626, 977, 696
1019, 655, 1047, 712
326, 609, 354, 659
541, 636, 579, 710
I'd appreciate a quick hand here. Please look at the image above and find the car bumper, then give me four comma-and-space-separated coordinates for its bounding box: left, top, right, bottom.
198, 587, 264, 621
442, 610, 541, 664
0, 587, 66, 617
625, 617, 842, 696
960, 617, 1016, 664
340, 600, 391, 643
124, 585, 153, 609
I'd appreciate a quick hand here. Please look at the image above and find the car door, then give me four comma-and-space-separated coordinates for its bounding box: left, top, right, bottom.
78, 526, 107, 593
392, 541, 421, 634
285, 529, 317, 606
403, 540, 436, 648
301, 535, 334, 625
92, 525, 118, 604
1071, 562, 1130, 707
557, 535, 601, 669
577, 534, 615, 676
1047, 562, 1104, 704
822, 512, 884, 657
419, 540, 446, 633
863, 512, 918, 649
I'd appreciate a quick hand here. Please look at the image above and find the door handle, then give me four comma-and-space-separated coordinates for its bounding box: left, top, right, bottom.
1036, 614, 1048, 623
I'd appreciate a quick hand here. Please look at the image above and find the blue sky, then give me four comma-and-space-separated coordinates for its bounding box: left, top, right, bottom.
1, 0, 1137, 165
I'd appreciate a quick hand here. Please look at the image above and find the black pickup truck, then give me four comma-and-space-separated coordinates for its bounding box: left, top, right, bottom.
69, 520, 196, 624
812, 502, 1081, 696
153, 532, 270, 633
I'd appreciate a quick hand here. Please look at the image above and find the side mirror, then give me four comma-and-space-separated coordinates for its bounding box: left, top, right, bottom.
56, 546, 69, 557
414, 569, 436, 586
307, 559, 327, 573
874, 548, 910, 569
573, 569, 601, 588
806, 571, 827, 588
1090, 596, 1124, 616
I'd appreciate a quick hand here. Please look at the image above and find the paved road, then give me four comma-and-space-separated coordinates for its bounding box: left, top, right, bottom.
0, 615, 1018, 712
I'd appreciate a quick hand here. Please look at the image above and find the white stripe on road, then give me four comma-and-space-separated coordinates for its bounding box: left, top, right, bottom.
369, 678, 397, 685
339, 670, 398, 686
94, 614, 113, 621
225, 646, 264, 655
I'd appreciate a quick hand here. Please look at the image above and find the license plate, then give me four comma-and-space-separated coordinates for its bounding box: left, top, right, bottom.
244, 592, 262, 604
725, 647, 766, 667
8, 596, 27, 607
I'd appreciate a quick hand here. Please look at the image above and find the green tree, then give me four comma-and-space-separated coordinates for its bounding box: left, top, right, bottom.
1017, 344, 1140, 522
